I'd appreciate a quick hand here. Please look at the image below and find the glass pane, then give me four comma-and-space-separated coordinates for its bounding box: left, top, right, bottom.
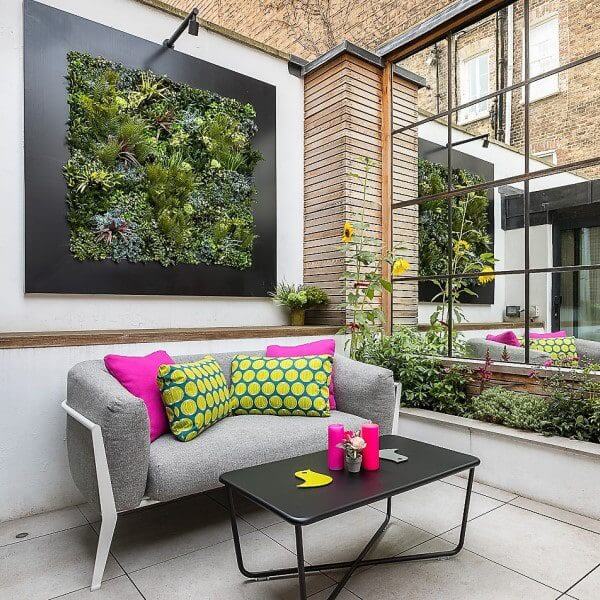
450, 274, 527, 364
396, 39, 449, 127
528, 57, 600, 172
526, 168, 600, 269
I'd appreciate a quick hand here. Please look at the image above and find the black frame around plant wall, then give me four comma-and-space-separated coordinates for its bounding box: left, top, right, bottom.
389, 0, 600, 364
24, 0, 277, 296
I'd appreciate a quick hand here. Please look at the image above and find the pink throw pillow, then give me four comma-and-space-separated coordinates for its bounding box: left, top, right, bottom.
266, 339, 336, 409
486, 331, 521, 347
104, 350, 174, 442
529, 330, 567, 339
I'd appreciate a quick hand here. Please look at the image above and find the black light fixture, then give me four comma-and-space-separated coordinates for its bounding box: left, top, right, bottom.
446, 133, 490, 149
163, 8, 199, 49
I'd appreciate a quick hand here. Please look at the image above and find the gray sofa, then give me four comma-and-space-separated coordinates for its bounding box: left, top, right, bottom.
465, 337, 600, 365
64, 351, 397, 590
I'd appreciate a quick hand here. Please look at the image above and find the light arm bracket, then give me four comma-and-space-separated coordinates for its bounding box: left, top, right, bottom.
163, 8, 199, 49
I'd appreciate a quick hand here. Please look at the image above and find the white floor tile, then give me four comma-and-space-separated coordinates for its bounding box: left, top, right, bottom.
345, 537, 558, 600
566, 564, 600, 600
442, 474, 519, 502
92, 493, 253, 573
130, 530, 335, 599
205, 486, 285, 529
442, 503, 600, 592
371, 480, 504, 535
0, 525, 122, 600
0, 506, 87, 547
510, 496, 600, 535
49, 575, 143, 600
262, 505, 433, 580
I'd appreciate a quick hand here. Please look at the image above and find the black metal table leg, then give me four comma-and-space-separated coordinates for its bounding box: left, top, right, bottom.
294, 525, 308, 600
225, 468, 475, 599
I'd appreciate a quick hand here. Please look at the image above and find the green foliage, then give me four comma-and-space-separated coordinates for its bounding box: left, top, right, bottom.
357, 328, 471, 416
339, 157, 405, 359
64, 51, 263, 267
270, 283, 329, 310
540, 366, 600, 442
357, 329, 600, 443
418, 159, 495, 326
469, 387, 548, 431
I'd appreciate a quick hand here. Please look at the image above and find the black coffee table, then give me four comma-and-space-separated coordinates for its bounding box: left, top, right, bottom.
220, 434, 479, 600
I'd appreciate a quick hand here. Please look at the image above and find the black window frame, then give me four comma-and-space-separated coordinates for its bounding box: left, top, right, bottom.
389, 0, 600, 365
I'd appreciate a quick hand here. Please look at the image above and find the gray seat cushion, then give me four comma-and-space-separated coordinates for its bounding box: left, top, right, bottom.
146, 411, 368, 501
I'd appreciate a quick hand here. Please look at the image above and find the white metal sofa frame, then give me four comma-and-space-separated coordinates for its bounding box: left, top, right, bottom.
61, 384, 401, 591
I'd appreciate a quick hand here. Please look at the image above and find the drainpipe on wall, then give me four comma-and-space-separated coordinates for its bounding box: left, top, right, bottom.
504, 3, 514, 145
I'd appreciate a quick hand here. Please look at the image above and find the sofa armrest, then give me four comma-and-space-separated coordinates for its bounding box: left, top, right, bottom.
66, 360, 150, 512
465, 338, 551, 365
333, 354, 396, 434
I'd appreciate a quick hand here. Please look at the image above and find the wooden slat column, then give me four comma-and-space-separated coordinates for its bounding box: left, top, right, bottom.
303, 52, 420, 329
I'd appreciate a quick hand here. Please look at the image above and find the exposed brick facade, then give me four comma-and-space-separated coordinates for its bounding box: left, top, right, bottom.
160, 0, 600, 178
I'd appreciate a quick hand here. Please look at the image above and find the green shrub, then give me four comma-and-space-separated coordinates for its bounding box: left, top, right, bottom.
269, 283, 329, 310
358, 328, 471, 416
469, 387, 548, 432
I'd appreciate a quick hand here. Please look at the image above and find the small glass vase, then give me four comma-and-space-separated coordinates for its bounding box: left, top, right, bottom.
345, 454, 362, 473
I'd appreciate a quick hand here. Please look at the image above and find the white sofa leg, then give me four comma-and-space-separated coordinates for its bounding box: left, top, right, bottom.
91, 510, 117, 591
62, 401, 118, 591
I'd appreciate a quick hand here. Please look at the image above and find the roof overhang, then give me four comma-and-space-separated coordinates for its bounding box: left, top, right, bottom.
377, 0, 515, 63
290, 40, 426, 87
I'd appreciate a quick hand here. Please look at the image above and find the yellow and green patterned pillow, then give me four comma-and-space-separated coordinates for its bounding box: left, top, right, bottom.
229, 354, 332, 417
529, 336, 579, 366
157, 355, 232, 441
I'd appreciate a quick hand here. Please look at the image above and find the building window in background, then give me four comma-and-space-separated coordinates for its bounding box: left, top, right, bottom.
458, 52, 490, 124
529, 17, 559, 101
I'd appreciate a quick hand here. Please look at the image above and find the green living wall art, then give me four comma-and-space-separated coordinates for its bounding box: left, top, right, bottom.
64, 51, 263, 269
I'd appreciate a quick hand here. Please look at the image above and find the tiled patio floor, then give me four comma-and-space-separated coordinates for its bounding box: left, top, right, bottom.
1, 475, 599, 600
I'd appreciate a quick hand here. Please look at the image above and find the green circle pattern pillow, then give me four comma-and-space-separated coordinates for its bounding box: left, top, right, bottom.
157, 355, 233, 442
230, 354, 332, 417
529, 336, 579, 366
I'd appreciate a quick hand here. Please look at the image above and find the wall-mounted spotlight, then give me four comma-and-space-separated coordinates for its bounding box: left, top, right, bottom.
163, 8, 199, 49
446, 133, 490, 150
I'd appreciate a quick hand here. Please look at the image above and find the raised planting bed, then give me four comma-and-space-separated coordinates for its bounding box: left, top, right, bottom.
398, 407, 600, 520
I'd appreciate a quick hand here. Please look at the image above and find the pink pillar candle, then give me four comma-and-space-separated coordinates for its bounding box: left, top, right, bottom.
361, 423, 380, 471
327, 424, 345, 471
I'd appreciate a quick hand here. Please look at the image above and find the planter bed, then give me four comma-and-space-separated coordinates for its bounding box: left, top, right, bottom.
398, 407, 600, 520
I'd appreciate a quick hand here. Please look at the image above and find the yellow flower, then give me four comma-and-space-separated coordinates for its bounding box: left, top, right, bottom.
342, 222, 354, 243
454, 239, 470, 253
478, 266, 495, 284
392, 258, 410, 277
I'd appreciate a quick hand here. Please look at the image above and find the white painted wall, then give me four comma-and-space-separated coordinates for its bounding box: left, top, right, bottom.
1, 0, 304, 332
417, 118, 585, 330
0, 0, 307, 521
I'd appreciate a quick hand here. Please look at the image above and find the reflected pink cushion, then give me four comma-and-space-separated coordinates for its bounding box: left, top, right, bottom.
486, 331, 521, 347
529, 330, 567, 339
266, 339, 336, 409
104, 350, 174, 442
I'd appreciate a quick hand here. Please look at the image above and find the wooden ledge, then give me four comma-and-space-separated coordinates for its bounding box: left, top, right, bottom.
0, 325, 340, 350
417, 320, 545, 332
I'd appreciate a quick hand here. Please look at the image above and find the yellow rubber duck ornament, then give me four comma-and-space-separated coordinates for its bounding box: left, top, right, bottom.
294, 469, 333, 488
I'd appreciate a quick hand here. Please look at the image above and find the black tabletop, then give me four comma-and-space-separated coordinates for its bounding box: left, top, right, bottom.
219, 435, 480, 525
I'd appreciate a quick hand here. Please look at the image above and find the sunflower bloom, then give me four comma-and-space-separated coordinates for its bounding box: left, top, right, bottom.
392, 258, 410, 277
478, 266, 495, 284
342, 222, 354, 243
454, 239, 470, 253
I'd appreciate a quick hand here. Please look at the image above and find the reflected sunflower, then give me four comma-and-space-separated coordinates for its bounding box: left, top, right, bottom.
478, 266, 495, 284
392, 258, 410, 277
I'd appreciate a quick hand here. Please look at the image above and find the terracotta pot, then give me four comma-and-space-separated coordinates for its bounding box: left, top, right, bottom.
290, 308, 306, 326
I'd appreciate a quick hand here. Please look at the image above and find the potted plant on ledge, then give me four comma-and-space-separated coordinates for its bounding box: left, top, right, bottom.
270, 283, 329, 326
